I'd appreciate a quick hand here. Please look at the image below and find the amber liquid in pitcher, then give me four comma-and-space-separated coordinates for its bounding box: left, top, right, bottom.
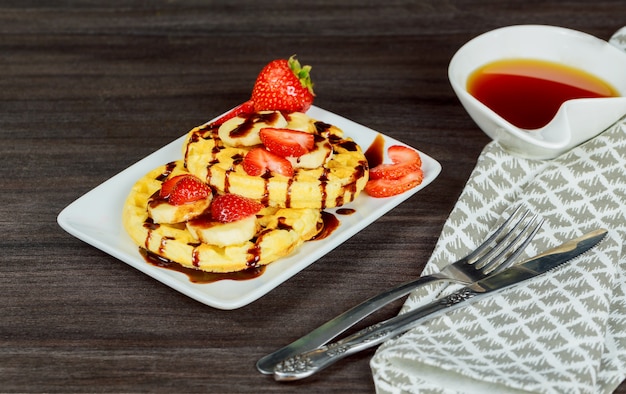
467, 58, 619, 130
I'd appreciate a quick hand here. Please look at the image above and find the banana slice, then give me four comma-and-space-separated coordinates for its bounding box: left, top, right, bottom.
288, 136, 333, 169
187, 215, 258, 247
284, 111, 316, 132
218, 111, 287, 147
147, 192, 212, 224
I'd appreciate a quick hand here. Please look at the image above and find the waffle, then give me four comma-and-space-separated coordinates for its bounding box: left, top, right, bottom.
183, 111, 369, 209
122, 161, 322, 273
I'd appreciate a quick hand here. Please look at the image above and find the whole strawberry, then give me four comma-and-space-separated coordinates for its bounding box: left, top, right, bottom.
251, 55, 315, 112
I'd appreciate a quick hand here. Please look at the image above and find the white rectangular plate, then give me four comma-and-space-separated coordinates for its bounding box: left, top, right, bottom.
57, 106, 441, 310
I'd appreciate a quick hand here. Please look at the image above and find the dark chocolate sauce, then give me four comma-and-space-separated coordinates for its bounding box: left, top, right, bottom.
156, 161, 177, 182
229, 112, 279, 139
337, 140, 358, 152
143, 217, 160, 230
277, 217, 294, 231
318, 168, 330, 209
140, 248, 265, 284
313, 211, 340, 240
336, 208, 355, 215
231, 153, 244, 165
187, 214, 216, 229
314, 121, 332, 135
247, 244, 261, 267
147, 190, 167, 209
365, 133, 385, 168
223, 168, 232, 193
285, 177, 294, 208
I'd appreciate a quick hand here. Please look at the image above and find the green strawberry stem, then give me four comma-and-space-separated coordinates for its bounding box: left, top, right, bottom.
288, 55, 315, 95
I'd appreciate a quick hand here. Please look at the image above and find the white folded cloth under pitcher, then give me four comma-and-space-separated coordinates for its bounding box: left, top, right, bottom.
370, 116, 626, 393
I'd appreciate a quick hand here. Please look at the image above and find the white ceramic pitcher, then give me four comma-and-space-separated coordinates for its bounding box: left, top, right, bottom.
449, 25, 626, 159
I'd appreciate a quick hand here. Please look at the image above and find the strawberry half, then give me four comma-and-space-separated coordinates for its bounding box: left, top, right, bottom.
259, 127, 315, 158
211, 193, 264, 223
251, 55, 315, 112
364, 170, 424, 198
160, 174, 211, 205
369, 145, 422, 180
242, 147, 294, 177
208, 100, 255, 127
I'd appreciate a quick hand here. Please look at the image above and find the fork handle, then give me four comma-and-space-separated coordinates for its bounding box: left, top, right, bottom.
273, 286, 480, 381
256, 274, 444, 374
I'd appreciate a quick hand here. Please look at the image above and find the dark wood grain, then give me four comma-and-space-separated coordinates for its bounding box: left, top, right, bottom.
1, 1, 625, 392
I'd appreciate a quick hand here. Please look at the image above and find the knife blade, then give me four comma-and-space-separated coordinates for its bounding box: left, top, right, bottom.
272, 228, 607, 381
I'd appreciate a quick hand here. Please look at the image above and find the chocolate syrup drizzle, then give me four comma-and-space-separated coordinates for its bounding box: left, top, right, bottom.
185, 114, 369, 210
138, 113, 383, 283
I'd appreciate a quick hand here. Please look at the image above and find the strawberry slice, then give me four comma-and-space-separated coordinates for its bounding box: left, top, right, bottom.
208, 100, 255, 127
365, 145, 424, 198
251, 56, 315, 112
259, 128, 315, 158
369, 145, 422, 180
159, 175, 182, 199
364, 169, 424, 198
211, 193, 264, 223
159, 174, 211, 205
242, 147, 294, 177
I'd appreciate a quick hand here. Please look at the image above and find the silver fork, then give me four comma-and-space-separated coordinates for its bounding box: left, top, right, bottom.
257, 207, 543, 374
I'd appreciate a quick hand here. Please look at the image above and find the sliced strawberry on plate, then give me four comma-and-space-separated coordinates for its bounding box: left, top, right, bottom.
208, 100, 255, 127
259, 127, 315, 158
365, 145, 424, 198
160, 174, 211, 205
251, 55, 315, 112
211, 193, 264, 223
369, 145, 422, 180
242, 147, 294, 177
364, 169, 424, 198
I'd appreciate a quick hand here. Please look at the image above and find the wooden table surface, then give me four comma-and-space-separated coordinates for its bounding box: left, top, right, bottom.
2, 1, 625, 392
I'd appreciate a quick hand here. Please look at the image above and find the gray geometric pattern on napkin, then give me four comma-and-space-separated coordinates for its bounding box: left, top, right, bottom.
371, 118, 626, 394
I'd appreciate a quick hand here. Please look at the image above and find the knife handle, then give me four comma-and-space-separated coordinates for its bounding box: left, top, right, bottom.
256, 275, 444, 374
273, 287, 479, 381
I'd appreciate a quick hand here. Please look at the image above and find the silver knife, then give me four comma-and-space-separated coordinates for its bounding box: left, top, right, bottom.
272, 228, 607, 381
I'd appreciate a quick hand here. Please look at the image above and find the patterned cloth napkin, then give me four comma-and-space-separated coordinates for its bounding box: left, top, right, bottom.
370, 117, 626, 393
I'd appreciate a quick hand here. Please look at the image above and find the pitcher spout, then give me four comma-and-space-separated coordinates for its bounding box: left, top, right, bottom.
542, 97, 626, 151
